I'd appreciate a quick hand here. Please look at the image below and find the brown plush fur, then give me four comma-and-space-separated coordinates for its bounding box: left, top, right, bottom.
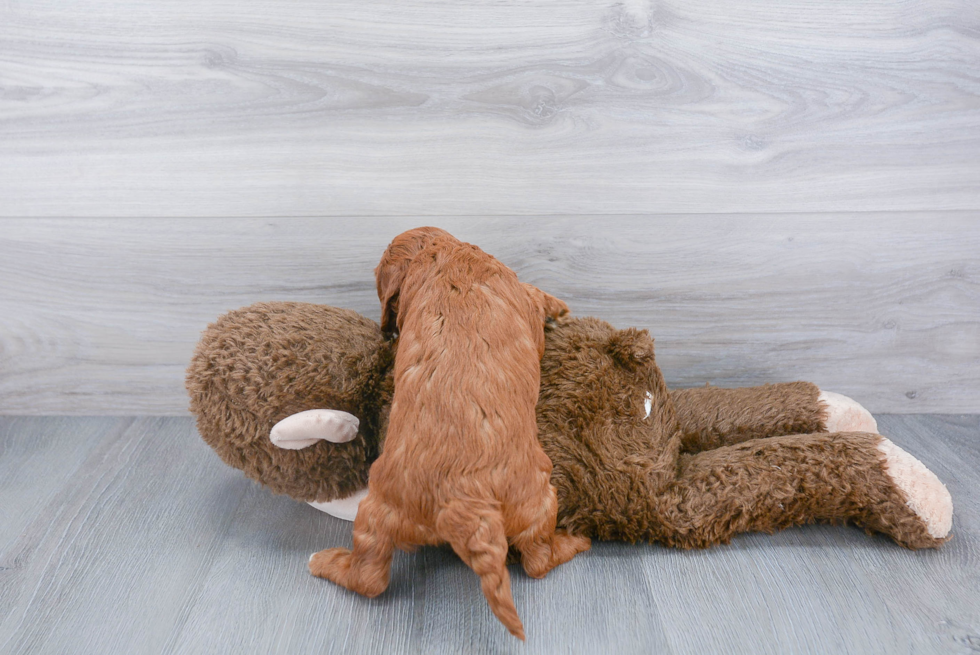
186, 302, 394, 502
187, 304, 948, 552
671, 382, 826, 453
536, 317, 943, 549
307, 228, 589, 640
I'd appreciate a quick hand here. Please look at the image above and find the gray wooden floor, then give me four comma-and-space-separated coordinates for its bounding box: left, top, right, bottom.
1, 415, 977, 655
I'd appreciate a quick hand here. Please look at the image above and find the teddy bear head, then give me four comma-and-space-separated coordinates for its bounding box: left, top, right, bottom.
535, 316, 681, 538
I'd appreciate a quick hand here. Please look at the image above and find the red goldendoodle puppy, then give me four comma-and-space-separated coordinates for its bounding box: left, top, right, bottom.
309, 227, 590, 639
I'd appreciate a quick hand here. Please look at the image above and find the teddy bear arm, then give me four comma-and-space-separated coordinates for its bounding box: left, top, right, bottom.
670, 382, 827, 453
654, 432, 952, 549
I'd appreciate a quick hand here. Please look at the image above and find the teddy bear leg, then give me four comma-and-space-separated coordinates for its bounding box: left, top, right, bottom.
656, 432, 951, 549
817, 390, 878, 433
670, 382, 826, 452
876, 436, 952, 540
670, 382, 878, 452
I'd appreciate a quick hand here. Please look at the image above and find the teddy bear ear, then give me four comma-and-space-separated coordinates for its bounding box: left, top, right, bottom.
608, 327, 655, 370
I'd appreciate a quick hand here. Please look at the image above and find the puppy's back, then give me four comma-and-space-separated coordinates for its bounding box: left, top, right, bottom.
376, 242, 547, 502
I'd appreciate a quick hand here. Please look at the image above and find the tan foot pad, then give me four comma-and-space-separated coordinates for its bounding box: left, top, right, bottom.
878, 437, 953, 539
818, 390, 878, 433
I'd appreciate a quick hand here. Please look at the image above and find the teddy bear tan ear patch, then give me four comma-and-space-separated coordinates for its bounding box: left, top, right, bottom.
270, 409, 360, 449
608, 328, 655, 369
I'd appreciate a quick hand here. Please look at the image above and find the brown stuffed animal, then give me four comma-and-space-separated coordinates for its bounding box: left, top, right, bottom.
187, 302, 953, 551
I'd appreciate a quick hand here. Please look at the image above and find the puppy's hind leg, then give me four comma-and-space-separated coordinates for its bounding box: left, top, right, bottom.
436, 501, 526, 640
512, 485, 590, 580
309, 492, 396, 598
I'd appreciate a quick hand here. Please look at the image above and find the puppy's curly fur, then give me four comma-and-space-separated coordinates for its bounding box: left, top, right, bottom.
308, 228, 590, 640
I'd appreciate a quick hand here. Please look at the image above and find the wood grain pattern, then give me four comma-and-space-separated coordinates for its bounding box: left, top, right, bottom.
0, 417, 252, 654
863, 414, 980, 653
0, 417, 116, 557
1, 0, 978, 217
2, 216, 978, 414
0, 415, 977, 654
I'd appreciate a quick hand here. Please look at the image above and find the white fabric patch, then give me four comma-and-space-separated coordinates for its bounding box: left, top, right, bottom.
308, 486, 369, 522
643, 391, 653, 419
877, 437, 953, 539
817, 390, 878, 434
270, 409, 360, 449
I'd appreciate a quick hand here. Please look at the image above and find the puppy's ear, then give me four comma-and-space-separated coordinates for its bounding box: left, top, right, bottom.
375, 227, 450, 337
523, 283, 569, 322
375, 256, 405, 337
608, 328, 655, 370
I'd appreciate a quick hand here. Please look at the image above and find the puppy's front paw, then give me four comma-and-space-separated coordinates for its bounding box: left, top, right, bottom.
309, 547, 352, 582
567, 533, 592, 555
818, 390, 878, 433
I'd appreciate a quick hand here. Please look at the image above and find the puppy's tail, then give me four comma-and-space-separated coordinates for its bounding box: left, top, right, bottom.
437, 501, 525, 640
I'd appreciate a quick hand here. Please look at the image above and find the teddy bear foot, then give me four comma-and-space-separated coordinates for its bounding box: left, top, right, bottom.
308, 486, 369, 521
818, 390, 878, 433
878, 436, 953, 540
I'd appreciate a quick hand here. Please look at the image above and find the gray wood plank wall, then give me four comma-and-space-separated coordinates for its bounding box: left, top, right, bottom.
2, 0, 979, 217
1, 216, 978, 415
1, 0, 978, 414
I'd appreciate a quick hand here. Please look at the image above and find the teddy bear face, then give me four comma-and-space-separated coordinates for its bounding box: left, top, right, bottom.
188, 302, 395, 502
535, 317, 682, 538
538, 317, 671, 438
